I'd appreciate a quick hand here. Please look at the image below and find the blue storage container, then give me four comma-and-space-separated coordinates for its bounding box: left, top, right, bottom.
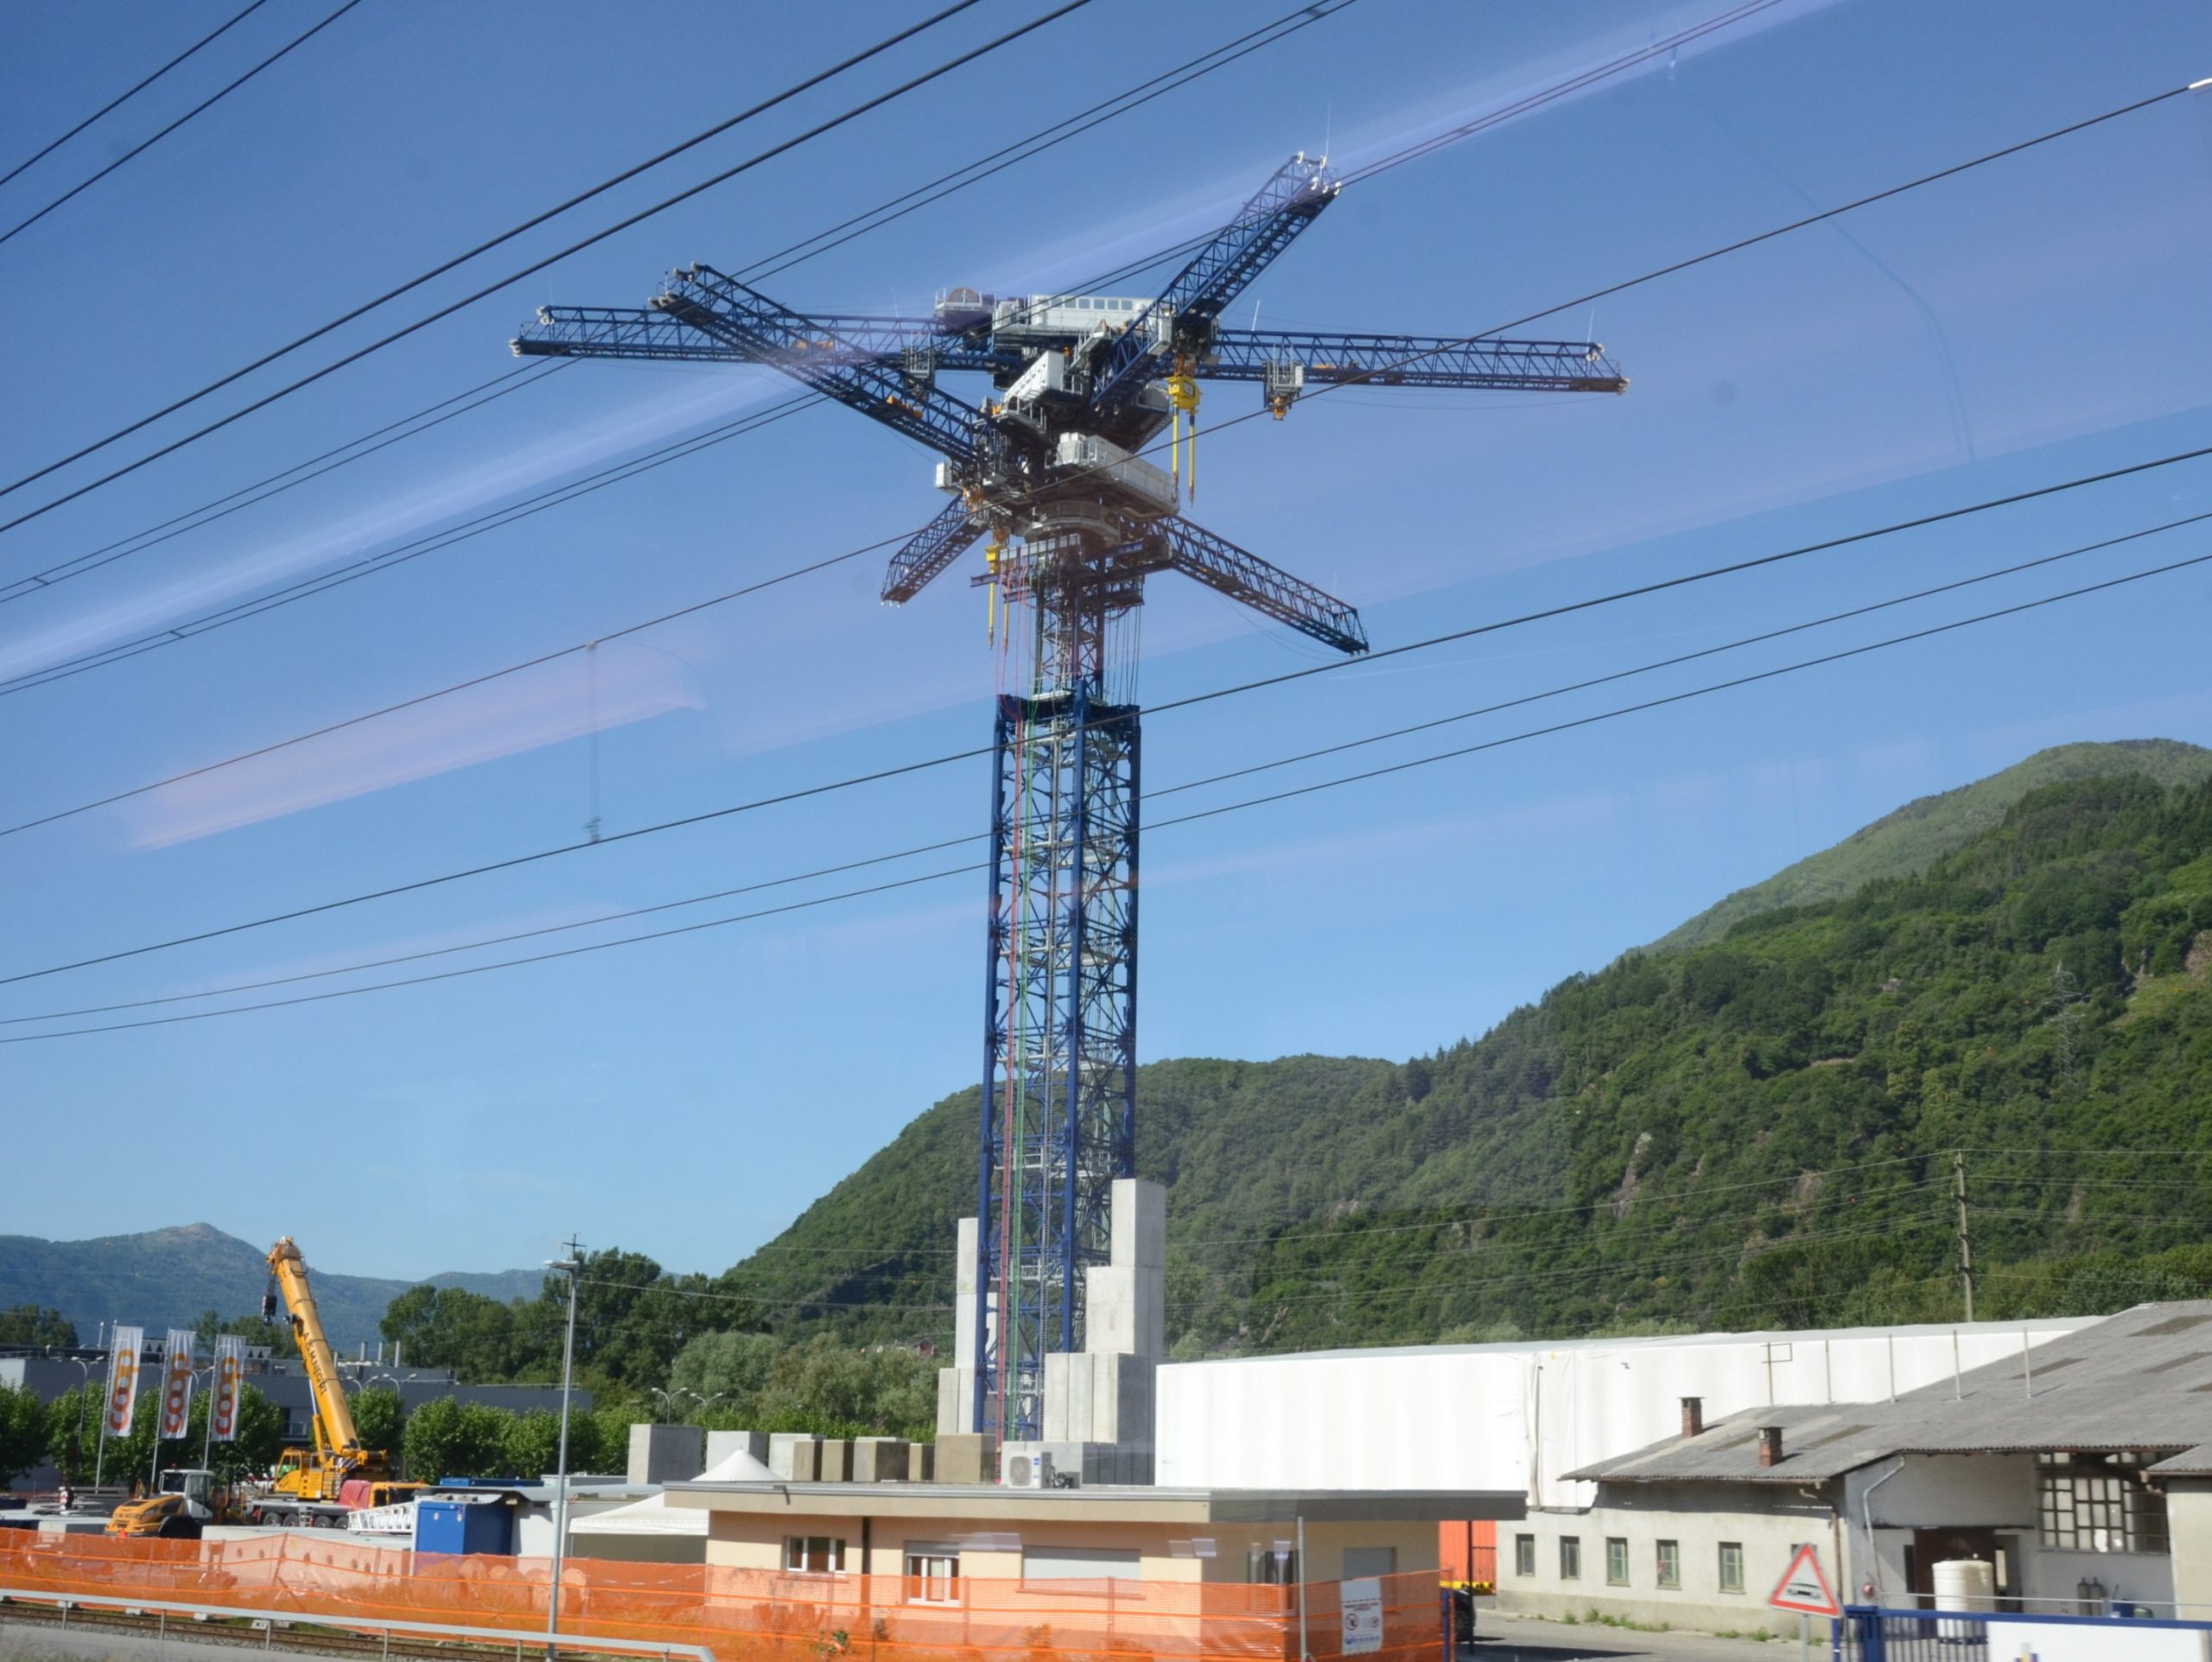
416, 1494, 513, 1556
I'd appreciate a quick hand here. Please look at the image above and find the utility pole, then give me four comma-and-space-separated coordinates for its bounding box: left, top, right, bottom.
1954, 1150, 1975, 1323
546, 1238, 583, 1657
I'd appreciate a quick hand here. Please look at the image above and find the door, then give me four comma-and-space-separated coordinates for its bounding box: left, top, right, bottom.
1910, 1528, 1999, 1608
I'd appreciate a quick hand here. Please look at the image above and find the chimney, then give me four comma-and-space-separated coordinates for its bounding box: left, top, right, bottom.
1758, 1426, 1785, 1469
1681, 1397, 1705, 1438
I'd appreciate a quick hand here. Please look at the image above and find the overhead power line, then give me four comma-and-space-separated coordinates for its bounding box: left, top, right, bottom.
9, 511, 2200, 1025
5, 445, 2209, 980
0, 0, 366, 250
9, 66, 2203, 797
1, 22, 2144, 695
5, 529, 2209, 1035
0, 0, 1092, 536
0, 362, 571, 606
0, 0, 1349, 607
0, 0, 983, 489
0, 0, 272, 190
0, 389, 827, 699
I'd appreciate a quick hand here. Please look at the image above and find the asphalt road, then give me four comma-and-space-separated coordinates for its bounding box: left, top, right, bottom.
1474, 1610, 1796, 1661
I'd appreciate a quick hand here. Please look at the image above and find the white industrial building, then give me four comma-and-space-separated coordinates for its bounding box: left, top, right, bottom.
1155, 1317, 2092, 1504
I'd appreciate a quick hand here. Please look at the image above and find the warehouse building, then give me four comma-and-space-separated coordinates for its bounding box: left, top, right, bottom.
1496, 1302, 2212, 1632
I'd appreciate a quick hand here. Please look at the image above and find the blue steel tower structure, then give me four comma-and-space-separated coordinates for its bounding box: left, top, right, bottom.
515, 153, 1626, 1442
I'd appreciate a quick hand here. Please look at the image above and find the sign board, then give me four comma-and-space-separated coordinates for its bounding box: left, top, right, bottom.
1340, 1577, 1383, 1656
1769, 1544, 1841, 1619
104, 1326, 143, 1437
211, 1335, 245, 1442
158, 1329, 196, 1438
1986, 1619, 2211, 1662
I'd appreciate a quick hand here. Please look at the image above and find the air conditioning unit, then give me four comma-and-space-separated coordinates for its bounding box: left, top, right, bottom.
1002, 1449, 1053, 1490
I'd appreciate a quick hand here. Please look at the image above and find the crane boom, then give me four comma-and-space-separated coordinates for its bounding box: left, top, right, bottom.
267, 1237, 362, 1459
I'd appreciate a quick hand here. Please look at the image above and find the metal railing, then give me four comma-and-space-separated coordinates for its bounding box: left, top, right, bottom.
1839, 1603, 2212, 1662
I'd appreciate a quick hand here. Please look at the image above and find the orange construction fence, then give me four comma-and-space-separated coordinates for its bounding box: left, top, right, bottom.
0, 1532, 1447, 1662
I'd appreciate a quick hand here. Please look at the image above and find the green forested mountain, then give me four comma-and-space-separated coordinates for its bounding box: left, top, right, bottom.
1648, 739, 2212, 952
717, 744, 2212, 1358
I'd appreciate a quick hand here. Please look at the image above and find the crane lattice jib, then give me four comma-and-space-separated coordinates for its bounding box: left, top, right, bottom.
515, 306, 1015, 375
1203, 329, 1630, 394
1146, 516, 1367, 654
883, 498, 988, 604
1088, 154, 1338, 415
652, 267, 988, 466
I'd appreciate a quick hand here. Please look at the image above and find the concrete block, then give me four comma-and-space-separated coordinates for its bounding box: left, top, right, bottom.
933, 1432, 995, 1484
938, 1365, 978, 1436
913, 1442, 935, 1482
852, 1437, 909, 1482
627, 1423, 706, 1486
1040, 1351, 1072, 1442
953, 1216, 980, 1365
770, 1432, 821, 1481
1110, 1178, 1166, 1270
818, 1438, 852, 1482
705, 1430, 768, 1471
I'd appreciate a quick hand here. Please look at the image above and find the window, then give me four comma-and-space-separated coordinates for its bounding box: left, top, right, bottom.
1344, 1547, 1396, 1580
2039, 1456, 2171, 1553
906, 1546, 960, 1604
1605, 1538, 1630, 1586
1719, 1542, 1745, 1594
1023, 1546, 1139, 1587
784, 1537, 845, 1575
1559, 1537, 1581, 1581
1246, 1544, 1299, 1584
1514, 1535, 1535, 1577
1656, 1540, 1681, 1589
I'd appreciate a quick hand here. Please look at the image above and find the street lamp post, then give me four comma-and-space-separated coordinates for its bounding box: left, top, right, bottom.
545, 1238, 583, 1657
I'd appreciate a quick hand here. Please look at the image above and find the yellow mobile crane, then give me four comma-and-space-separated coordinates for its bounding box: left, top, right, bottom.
251, 1237, 416, 1527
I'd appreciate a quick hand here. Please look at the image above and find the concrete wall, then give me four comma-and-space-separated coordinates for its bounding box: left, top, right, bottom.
2164, 1481, 2212, 1615
1494, 1485, 1836, 1637
1157, 1318, 2091, 1502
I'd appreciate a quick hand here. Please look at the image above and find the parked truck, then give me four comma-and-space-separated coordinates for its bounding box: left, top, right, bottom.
248, 1237, 422, 1527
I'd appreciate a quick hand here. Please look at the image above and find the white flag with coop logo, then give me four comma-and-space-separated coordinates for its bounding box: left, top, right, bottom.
159, 1329, 196, 1438
211, 1335, 245, 1443
104, 1325, 143, 1436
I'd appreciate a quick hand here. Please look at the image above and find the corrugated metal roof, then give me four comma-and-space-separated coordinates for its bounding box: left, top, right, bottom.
1569, 1302, 2212, 1486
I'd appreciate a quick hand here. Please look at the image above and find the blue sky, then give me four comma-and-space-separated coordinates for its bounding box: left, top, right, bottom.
2, 0, 2209, 1285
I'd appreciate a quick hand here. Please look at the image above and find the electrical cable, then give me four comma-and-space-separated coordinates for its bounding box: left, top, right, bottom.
10, 505, 2197, 1021
0, 0, 272, 191
4, 466, 2207, 986
0, 0, 986, 493
0, 361, 572, 606
0, 0, 366, 250
0, 389, 826, 699
2, 22, 2135, 679
5, 530, 2208, 1031
0, 0, 1092, 536
0, 0, 1346, 607
1147, 506, 2212, 800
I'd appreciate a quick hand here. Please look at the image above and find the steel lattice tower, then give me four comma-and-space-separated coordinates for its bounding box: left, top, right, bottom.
517, 152, 1626, 1442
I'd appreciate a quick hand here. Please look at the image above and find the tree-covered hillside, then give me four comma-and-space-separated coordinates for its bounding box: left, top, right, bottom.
722, 762, 2212, 1356
1647, 739, 2212, 952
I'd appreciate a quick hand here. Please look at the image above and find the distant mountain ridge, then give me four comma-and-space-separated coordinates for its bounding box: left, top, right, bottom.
1646, 739, 2212, 952
0, 1223, 543, 1353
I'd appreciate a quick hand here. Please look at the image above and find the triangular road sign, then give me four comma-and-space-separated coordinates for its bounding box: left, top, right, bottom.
1769, 1544, 1842, 1619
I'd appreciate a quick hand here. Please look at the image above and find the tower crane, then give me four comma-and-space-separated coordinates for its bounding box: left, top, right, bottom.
514, 152, 1627, 1443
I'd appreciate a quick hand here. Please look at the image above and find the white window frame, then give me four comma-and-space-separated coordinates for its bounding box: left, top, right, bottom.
783, 1536, 846, 1576
905, 1545, 962, 1605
